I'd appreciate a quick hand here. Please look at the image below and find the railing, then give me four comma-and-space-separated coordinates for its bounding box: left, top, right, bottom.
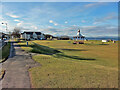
0, 40, 8, 50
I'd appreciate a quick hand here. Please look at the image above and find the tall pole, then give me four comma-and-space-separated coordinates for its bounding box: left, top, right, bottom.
25, 33, 27, 41
2, 23, 10, 40
2, 23, 8, 33
5, 23, 7, 32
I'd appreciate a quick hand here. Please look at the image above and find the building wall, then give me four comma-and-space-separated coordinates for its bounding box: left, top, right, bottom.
21, 34, 25, 39
33, 32, 37, 39
21, 32, 45, 40
41, 34, 45, 39
27, 34, 30, 39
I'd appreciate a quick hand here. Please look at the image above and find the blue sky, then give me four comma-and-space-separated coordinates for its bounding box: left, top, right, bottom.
1, 2, 118, 37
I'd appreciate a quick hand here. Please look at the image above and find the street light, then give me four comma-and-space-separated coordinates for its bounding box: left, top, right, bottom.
2, 23, 8, 32
1, 23, 10, 40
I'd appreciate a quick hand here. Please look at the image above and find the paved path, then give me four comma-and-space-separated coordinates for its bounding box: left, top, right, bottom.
2, 42, 40, 88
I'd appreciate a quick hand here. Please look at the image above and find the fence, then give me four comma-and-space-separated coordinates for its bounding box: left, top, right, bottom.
0, 40, 7, 50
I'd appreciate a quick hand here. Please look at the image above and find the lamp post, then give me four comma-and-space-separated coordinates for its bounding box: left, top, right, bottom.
2, 23, 8, 32
1, 23, 11, 40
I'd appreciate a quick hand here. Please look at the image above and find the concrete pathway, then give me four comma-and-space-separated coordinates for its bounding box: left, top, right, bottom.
2, 42, 40, 88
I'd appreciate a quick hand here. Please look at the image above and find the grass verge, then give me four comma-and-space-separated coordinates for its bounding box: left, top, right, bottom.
18, 40, 118, 88
0, 43, 11, 63
29, 54, 118, 88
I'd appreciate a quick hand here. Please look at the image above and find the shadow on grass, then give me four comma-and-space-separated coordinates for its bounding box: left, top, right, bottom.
30, 44, 60, 55
17, 43, 60, 55
18, 42, 96, 61
14, 44, 29, 47
85, 43, 109, 46
60, 49, 87, 51
54, 53, 96, 61
98, 44, 109, 45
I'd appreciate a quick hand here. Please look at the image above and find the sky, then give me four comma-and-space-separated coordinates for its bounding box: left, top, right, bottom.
0, 2, 118, 37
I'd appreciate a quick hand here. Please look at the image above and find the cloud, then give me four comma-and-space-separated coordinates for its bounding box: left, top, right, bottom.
2, 2, 117, 37
93, 22, 100, 25
97, 0, 119, 2
31, 25, 38, 30
0, 16, 3, 19
6, 13, 19, 18
84, 2, 106, 8
17, 23, 117, 37
15, 22, 39, 32
96, 15, 117, 22
14, 19, 20, 22
40, 24, 118, 37
54, 23, 58, 26
81, 20, 86, 23
49, 20, 58, 26
17, 22, 22, 26
65, 21, 68, 24
72, 25, 77, 27
80, 25, 118, 37
16, 21, 31, 27
93, 13, 117, 25
16, 22, 35, 31
16, 21, 24, 26
49, 20, 53, 23
48, 26, 53, 28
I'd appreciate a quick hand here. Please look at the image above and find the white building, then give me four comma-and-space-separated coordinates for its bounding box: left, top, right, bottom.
77, 29, 82, 37
21, 31, 45, 40
73, 29, 85, 40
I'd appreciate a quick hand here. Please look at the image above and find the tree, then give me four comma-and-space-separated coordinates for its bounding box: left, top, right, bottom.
12, 27, 21, 38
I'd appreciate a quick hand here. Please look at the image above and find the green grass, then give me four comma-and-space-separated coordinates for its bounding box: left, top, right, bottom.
0, 43, 11, 62
18, 41, 60, 54
18, 40, 118, 88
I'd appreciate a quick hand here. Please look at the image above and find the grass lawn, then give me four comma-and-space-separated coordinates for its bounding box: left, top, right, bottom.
0, 43, 11, 62
18, 40, 118, 88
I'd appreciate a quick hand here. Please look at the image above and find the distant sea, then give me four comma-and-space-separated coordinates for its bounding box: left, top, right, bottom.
71, 36, 119, 41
